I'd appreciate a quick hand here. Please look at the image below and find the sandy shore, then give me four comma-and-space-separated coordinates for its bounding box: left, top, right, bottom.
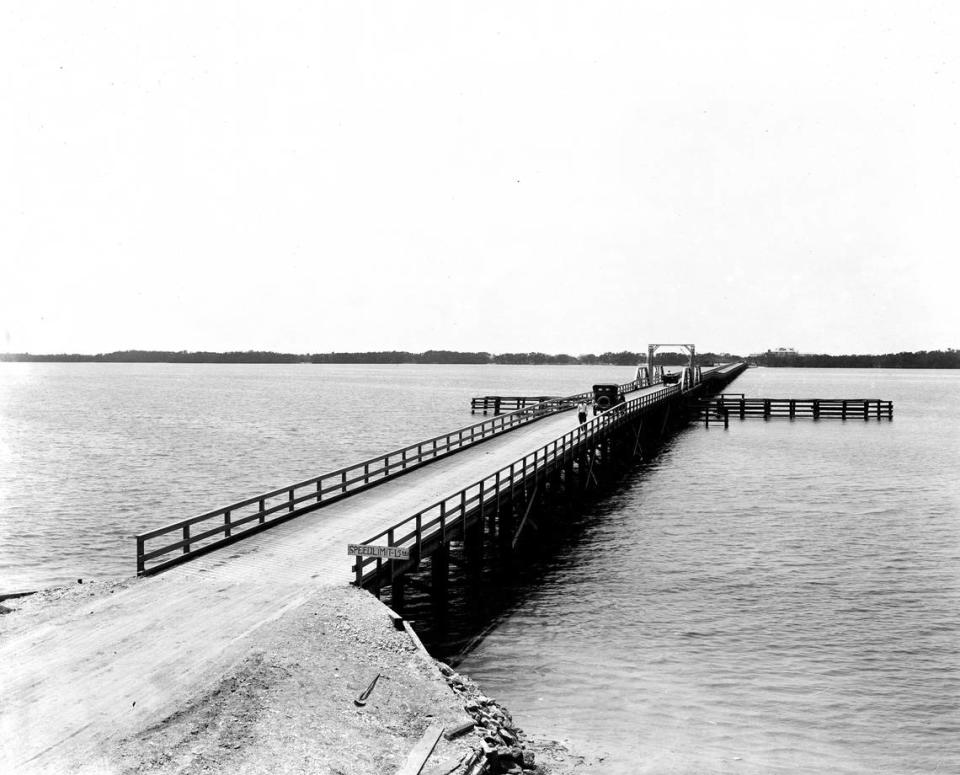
1, 580, 594, 774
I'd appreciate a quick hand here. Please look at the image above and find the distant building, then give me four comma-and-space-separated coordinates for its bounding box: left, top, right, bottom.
768, 347, 798, 358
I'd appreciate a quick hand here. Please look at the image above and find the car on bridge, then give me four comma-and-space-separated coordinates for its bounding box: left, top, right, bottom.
592, 383, 623, 415
662, 371, 681, 384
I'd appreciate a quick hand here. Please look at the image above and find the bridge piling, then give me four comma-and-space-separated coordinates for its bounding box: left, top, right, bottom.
353, 365, 752, 626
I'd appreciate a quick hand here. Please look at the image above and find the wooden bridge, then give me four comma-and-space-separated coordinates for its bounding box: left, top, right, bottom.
1, 359, 744, 771
134, 375, 646, 576
134, 364, 741, 580
350, 363, 747, 607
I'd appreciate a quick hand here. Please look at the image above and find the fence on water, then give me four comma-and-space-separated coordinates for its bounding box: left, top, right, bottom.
471, 395, 557, 413
134, 395, 579, 576
689, 394, 894, 423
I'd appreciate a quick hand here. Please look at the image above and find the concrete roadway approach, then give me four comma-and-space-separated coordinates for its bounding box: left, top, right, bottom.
0, 380, 670, 772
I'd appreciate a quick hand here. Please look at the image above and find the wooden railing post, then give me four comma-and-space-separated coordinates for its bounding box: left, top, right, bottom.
182, 524, 190, 555
224, 509, 231, 538
136, 537, 145, 575
494, 470, 501, 533
479, 479, 486, 526
259, 498, 266, 524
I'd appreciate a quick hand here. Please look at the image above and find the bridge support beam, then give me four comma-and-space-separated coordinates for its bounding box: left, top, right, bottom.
431, 544, 449, 595
464, 518, 483, 573
391, 575, 405, 610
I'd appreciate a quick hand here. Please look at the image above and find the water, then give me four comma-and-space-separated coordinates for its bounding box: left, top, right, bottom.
455, 368, 960, 774
0, 362, 638, 589
2, 365, 958, 772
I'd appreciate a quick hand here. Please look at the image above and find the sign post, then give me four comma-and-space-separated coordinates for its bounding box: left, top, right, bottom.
347, 544, 410, 560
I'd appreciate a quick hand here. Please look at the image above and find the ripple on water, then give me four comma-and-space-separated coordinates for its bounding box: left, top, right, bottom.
458, 369, 960, 774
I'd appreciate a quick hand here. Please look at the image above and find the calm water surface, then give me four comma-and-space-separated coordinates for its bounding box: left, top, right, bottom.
2, 365, 958, 773
457, 368, 960, 774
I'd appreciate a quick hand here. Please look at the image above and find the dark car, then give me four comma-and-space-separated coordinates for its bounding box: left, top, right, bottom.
662, 371, 681, 384
592, 383, 621, 415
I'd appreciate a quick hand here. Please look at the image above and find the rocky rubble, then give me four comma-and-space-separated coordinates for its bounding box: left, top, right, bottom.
437, 661, 545, 775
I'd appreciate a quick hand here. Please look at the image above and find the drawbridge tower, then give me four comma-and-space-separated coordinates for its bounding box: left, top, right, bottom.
638, 343, 700, 389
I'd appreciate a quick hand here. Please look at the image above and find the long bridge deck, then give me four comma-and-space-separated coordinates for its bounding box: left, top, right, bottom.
2, 372, 703, 771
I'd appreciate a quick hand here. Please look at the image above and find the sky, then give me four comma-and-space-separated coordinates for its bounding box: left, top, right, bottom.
1, 1, 958, 357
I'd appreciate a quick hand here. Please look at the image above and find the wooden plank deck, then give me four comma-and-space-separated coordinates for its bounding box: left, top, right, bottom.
0, 381, 669, 771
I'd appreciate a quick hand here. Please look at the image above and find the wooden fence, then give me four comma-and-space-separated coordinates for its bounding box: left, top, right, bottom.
470, 396, 556, 413
691, 396, 893, 421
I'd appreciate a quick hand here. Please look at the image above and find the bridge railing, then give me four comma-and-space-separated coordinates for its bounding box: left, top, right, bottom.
135, 394, 580, 576
353, 384, 681, 586
471, 378, 643, 413
470, 364, 732, 412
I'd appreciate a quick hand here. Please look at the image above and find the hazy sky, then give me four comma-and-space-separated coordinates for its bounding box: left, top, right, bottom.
2, 1, 958, 356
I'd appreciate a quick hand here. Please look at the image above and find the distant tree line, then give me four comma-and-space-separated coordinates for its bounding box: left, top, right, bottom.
3, 348, 956, 367
310, 350, 493, 364
0, 349, 732, 365
0, 350, 306, 363
752, 349, 960, 368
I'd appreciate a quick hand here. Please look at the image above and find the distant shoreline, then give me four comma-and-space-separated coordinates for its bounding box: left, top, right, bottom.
2, 348, 959, 368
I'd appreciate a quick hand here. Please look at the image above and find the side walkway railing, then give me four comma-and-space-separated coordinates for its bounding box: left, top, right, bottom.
470, 395, 556, 413
471, 378, 643, 413
353, 384, 681, 586
135, 395, 578, 576
470, 364, 734, 413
